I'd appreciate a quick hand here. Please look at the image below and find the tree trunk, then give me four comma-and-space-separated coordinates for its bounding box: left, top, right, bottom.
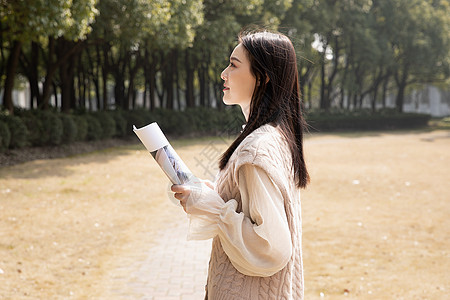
320, 36, 340, 111
87, 79, 92, 110
395, 83, 406, 113
176, 63, 181, 110
145, 51, 157, 110
59, 53, 70, 113
115, 74, 126, 110
41, 37, 83, 110
205, 63, 210, 107
2, 40, 22, 114
79, 69, 86, 109
52, 82, 59, 108
59, 39, 77, 113
155, 52, 165, 107
164, 50, 176, 110
320, 50, 326, 110
395, 65, 409, 113
185, 49, 195, 108
78, 70, 83, 109
371, 70, 384, 112
86, 46, 101, 110
143, 84, 147, 109
19, 41, 40, 109
112, 49, 128, 110
382, 74, 389, 108
149, 63, 156, 110
30, 41, 41, 109
132, 88, 137, 109
371, 89, 378, 112
41, 37, 56, 109
199, 65, 206, 107
347, 92, 352, 110
100, 44, 108, 110
78, 53, 86, 110
127, 51, 140, 110
0, 25, 6, 78
340, 55, 350, 109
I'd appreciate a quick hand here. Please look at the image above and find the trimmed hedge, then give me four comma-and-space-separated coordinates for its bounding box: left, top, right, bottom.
94, 112, 116, 139
41, 111, 63, 145
22, 112, 45, 146
73, 115, 88, 141
0, 107, 435, 153
85, 115, 102, 141
0, 120, 11, 151
60, 114, 78, 144
306, 110, 431, 131
0, 115, 28, 149
110, 110, 127, 137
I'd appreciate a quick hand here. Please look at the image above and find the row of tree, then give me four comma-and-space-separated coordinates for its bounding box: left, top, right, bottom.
1, 0, 449, 115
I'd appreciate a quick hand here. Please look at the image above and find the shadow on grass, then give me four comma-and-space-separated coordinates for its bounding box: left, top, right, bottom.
306, 126, 450, 139
0, 135, 234, 180
1, 127, 447, 180
0, 143, 141, 179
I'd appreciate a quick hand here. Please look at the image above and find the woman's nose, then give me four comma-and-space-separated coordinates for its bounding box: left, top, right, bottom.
221, 68, 227, 80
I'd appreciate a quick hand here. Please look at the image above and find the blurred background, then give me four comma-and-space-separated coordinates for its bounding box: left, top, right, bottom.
2, 0, 450, 112
1, 1, 450, 299
1, 0, 449, 152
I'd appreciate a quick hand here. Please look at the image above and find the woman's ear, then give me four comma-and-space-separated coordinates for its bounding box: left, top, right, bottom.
265, 74, 270, 84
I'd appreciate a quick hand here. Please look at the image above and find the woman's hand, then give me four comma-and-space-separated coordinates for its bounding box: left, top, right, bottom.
171, 179, 214, 213
171, 184, 191, 212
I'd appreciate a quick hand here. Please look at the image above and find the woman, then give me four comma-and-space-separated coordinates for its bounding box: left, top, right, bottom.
172, 29, 310, 300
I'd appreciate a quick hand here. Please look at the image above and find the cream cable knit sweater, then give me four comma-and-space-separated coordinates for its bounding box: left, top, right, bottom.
186, 124, 304, 300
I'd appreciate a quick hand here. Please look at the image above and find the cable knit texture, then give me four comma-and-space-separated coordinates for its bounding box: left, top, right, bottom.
206, 124, 303, 300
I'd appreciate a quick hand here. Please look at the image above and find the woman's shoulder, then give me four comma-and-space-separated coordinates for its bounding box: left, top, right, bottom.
237, 123, 285, 156
233, 123, 292, 183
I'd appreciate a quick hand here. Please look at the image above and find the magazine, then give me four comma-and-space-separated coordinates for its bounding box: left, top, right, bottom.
133, 122, 195, 185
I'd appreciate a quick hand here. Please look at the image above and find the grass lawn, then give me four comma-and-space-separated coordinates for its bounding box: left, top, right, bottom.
0, 129, 449, 299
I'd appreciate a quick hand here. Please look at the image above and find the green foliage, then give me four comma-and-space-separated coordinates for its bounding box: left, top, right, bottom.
73, 115, 88, 141
60, 114, 78, 144
431, 117, 450, 130
0, 108, 437, 150
41, 111, 63, 145
139, 107, 244, 137
15, 109, 66, 146
94, 112, 116, 139
306, 110, 431, 131
1, 0, 98, 42
150, 108, 183, 135
0, 115, 28, 149
0, 120, 11, 152
122, 110, 150, 135
110, 110, 127, 137
21, 112, 45, 146
85, 115, 102, 141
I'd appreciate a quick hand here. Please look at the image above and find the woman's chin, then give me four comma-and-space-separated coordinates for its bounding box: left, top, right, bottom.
222, 97, 233, 106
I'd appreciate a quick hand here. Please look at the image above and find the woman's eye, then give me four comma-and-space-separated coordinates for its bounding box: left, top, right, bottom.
229, 62, 235, 67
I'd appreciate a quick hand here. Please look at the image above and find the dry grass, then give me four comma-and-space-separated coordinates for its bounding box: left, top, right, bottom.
0, 130, 449, 299
301, 130, 450, 299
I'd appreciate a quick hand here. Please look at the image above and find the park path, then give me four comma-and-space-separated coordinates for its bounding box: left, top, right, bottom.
106, 203, 212, 300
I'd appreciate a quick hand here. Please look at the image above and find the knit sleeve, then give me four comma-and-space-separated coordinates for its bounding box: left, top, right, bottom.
185, 164, 292, 277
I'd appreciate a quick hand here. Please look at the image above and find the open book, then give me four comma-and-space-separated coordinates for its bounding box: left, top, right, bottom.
133, 123, 195, 185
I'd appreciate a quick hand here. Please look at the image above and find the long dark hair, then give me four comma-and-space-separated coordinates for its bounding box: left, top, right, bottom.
219, 30, 310, 188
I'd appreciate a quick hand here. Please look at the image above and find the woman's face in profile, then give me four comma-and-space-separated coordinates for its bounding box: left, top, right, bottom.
221, 43, 256, 117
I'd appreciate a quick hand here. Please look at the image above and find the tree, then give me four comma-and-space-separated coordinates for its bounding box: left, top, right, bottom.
280, 0, 320, 107
0, 0, 97, 113
377, 0, 450, 111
